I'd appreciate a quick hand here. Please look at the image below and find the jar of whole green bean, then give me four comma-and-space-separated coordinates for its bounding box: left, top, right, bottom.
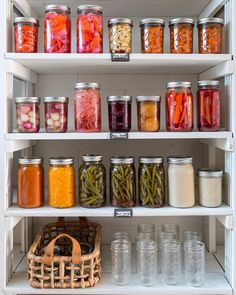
139, 157, 165, 208
79, 154, 106, 208
110, 157, 136, 208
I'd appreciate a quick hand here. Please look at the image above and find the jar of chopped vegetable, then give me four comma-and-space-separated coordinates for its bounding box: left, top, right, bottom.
48, 157, 75, 208
110, 157, 136, 208
79, 154, 106, 208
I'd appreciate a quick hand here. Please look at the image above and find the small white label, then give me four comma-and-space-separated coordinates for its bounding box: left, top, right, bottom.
111, 53, 130, 62
110, 132, 128, 139
114, 209, 133, 218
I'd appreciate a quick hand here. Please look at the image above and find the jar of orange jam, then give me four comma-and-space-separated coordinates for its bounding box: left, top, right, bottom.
48, 157, 75, 208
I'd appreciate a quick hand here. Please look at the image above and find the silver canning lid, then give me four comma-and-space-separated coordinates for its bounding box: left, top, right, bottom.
111, 157, 135, 164
168, 156, 193, 164
77, 5, 103, 13
136, 96, 161, 102
82, 154, 103, 162
18, 157, 43, 165
15, 97, 40, 104
166, 82, 191, 88
198, 80, 219, 88
75, 82, 100, 89
49, 157, 74, 165
139, 156, 163, 164
13, 17, 39, 25
198, 18, 224, 26
43, 97, 69, 103
108, 18, 133, 26
198, 168, 223, 177
45, 5, 70, 13
107, 96, 132, 102
140, 18, 165, 27
169, 18, 194, 26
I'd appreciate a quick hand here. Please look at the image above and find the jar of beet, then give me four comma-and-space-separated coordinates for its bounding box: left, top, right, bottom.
44, 97, 68, 133
197, 80, 221, 131
107, 96, 132, 132
166, 82, 193, 132
44, 5, 71, 53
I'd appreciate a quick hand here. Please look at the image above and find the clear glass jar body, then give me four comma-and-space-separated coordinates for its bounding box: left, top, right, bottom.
169, 22, 194, 53
16, 101, 40, 133
136, 232, 153, 242
162, 223, 180, 240
137, 223, 155, 240
108, 100, 132, 132
137, 99, 161, 132
198, 22, 223, 54
44, 100, 68, 133
141, 23, 164, 53
109, 21, 133, 53
113, 232, 131, 241
184, 231, 202, 242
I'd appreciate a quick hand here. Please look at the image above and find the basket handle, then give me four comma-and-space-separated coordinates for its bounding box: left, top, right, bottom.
42, 233, 82, 266
57, 217, 88, 228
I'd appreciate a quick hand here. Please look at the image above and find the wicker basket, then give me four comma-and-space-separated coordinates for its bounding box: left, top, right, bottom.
27, 218, 102, 289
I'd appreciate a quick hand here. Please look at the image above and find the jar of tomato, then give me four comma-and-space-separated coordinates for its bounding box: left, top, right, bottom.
197, 80, 221, 131
77, 5, 103, 53
17, 157, 44, 208
14, 17, 39, 53
166, 82, 193, 131
44, 5, 71, 53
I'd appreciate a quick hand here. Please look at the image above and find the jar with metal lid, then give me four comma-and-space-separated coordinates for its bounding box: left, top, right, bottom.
166, 82, 193, 131
169, 18, 194, 53
198, 18, 224, 54
77, 5, 103, 53
48, 157, 75, 208
108, 18, 133, 53
14, 17, 39, 53
17, 157, 44, 208
79, 154, 106, 208
198, 168, 223, 207
136, 96, 161, 132
108, 96, 132, 132
140, 18, 165, 53
74, 83, 101, 132
110, 157, 136, 208
15, 97, 40, 133
197, 80, 221, 131
139, 157, 165, 208
44, 5, 71, 53
44, 97, 68, 133
167, 156, 195, 208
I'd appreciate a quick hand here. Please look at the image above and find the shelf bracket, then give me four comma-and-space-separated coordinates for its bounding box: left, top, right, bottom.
217, 215, 234, 230
200, 138, 234, 152
5, 140, 37, 153
199, 0, 227, 18
5, 216, 23, 231
199, 60, 234, 80
11, 0, 37, 18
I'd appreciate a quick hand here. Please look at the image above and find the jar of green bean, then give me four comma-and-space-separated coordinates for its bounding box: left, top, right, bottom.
110, 157, 136, 208
79, 154, 106, 208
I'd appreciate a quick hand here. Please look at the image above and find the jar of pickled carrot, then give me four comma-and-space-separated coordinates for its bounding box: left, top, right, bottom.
77, 5, 103, 53
166, 82, 193, 131
136, 96, 161, 132
44, 5, 71, 53
74, 83, 101, 132
48, 157, 75, 208
14, 17, 39, 53
17, 157, 44, 208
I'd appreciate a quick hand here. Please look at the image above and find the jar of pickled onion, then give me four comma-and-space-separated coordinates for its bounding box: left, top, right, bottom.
74, 83, 101, 132
14, 17, 39, 53
44, 5, 71, 53
77, 5, 103, 53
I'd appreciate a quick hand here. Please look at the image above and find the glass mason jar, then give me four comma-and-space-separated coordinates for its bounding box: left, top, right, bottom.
184, 231, 202, 242
169, 18, 194, 53
15, 97, 40, 133
79, 154, 106, 208
44, 5, 71, 53
139, 157, 165, 207
198, 18, 224, 54
108, 18, 133, 53
48, 157, 75, 208
198, 168, 223, 207
168, 156, 195, 208
136, 232, 153, 242
17, 157, 44, 208
110, 157, 136, 208
166, 82, 193, 131
136, 96, 161, 132
108, 96, 132, 132
74, 82, 101, 132
137, 223, 155, 240
77, 5, 103, 53
140, 18, 165, 53
113, 232, 131, 241
161, 223, 180, 240
197, 80, 221, 131
44, 97, 68, 133
14, 17, 39, 53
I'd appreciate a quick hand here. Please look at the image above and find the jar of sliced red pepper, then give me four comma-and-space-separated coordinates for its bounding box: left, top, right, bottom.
166, 82, 193, 131
74, 83, 101, 132
197, 80, 221, 131
77, 5, 103, 53
44, 5, 71, 53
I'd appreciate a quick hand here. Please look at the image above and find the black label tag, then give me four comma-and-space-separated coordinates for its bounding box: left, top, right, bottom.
110, 132, 128, 139
114, 209, 133, 218
111, 53, 130, 62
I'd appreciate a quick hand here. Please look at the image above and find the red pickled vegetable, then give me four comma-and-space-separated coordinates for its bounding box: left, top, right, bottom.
14, 23, 38, 53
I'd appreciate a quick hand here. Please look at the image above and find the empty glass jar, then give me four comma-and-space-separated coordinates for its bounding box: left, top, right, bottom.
137, 223, 155, 241
184, 231, 202, 242
113, 232, 131, 241
162, 223, 180, 240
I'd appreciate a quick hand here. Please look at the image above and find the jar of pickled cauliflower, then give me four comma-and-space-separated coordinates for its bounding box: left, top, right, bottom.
48, 157, 75, 208
15, 97, 40, 133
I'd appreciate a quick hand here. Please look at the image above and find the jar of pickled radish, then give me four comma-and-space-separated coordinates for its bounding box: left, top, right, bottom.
17, 157, 44, 208
15, 97, 40, 133
169, 18, 194, 53
74, 82, 101, 132
44, 5, 71, 53
136, 96, 161, 132
44, 97, 68, 133
198, 18, 224, 54
166, 82, 193, 131
108, 18, 133, 53
140, 18, 165, 53
48, 157, 75, 208
107, 96, 132, 132
14, 17, 39, 53
197, 80, 221, 131
77, 5, 103, 53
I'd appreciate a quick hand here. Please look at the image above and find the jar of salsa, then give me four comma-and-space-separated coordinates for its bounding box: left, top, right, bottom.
17, 157, 44, 208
